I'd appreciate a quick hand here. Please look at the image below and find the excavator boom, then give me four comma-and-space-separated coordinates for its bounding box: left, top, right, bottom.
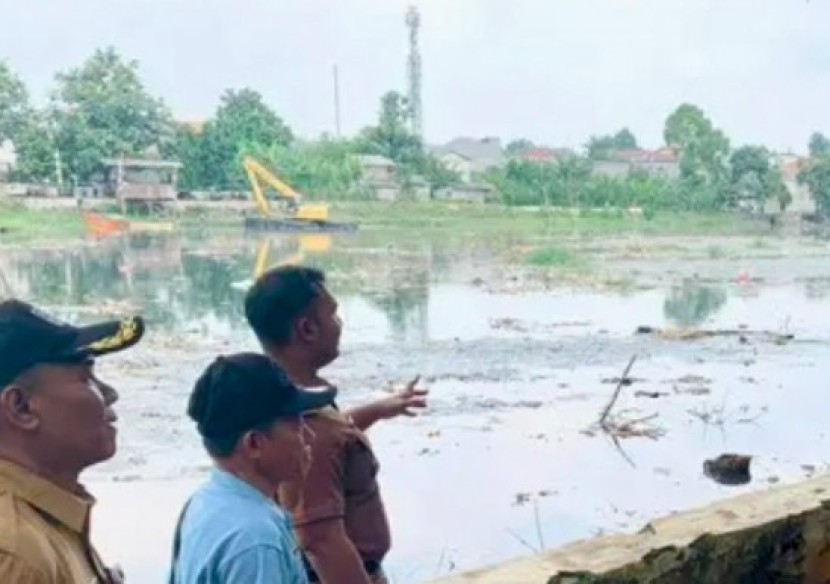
242, 156, 329, 221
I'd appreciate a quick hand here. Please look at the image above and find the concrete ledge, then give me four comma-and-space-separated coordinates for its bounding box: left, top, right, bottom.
428, 475, 830, 584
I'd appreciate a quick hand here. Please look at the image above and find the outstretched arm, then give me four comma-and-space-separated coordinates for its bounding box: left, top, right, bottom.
347, 376, 427, 431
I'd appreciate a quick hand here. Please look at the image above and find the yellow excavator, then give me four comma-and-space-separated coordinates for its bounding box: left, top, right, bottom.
242, 157, 357, 232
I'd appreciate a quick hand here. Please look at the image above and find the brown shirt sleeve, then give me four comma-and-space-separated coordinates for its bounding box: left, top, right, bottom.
278, 416, 346, 526
0, 551, 50, 584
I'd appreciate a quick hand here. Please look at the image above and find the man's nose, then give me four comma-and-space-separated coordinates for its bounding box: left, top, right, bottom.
97, 379, 119, 406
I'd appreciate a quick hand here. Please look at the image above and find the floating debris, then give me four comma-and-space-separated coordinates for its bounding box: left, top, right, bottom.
513, 492, 532, 506
601, 376, 644, 386
634, 390, 669, 399
636, 325, 794, 344
703, 454, 752, 486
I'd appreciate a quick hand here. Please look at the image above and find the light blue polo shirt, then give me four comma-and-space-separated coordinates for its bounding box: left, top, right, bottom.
171, 468, 308, 584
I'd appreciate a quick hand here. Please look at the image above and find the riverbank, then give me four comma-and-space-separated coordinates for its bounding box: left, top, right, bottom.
0, 198, 770, 248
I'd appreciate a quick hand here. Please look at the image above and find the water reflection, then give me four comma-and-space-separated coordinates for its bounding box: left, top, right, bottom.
364, 264, 430, 344
663, 280, 727, 327
253, 234, 333, 278
5, 233, 828, 343
0, 233, 435, 341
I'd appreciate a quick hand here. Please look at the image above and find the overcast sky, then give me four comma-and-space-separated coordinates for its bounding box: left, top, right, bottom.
1, 0, 828, 152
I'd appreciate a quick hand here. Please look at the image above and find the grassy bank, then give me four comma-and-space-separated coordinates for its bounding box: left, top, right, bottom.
331, 202, 764, 237
183, 201, 764, 236
0, 203, 85, 244
0, 199, 768, 243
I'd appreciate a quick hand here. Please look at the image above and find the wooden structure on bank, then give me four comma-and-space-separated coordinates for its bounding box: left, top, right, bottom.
101, 157, 182, 214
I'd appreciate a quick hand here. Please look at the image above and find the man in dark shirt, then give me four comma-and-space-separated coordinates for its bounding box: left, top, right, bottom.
245, 266, 426, 584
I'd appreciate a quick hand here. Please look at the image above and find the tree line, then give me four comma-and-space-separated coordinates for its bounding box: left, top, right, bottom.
1, 48, 829, 213
0, 49, 455, 201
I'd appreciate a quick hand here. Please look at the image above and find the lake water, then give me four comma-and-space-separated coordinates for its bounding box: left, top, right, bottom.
3, 229, 830, 583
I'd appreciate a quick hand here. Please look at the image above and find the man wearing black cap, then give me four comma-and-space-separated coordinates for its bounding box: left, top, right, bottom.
0, 299, 145, 584
244, 266, 427, 584
170, 352, 336, 584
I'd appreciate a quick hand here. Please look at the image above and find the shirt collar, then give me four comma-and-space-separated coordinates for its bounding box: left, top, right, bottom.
0, 459, 93, 534
210, 467, 274, 505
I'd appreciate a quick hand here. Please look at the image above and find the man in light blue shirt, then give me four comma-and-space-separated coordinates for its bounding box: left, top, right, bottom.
169, 352, 336, 584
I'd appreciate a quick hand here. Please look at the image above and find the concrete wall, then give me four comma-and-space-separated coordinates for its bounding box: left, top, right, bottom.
427, 475, 830, 584
592, 160, 630, 179
371, 183, 402, 202
591, 160, 680, 181
0, 139, 17, 178
633, 161, 681, 180
784, 178, 817, 214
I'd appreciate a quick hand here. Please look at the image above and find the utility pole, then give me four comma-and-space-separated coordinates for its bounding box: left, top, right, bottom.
54, 147, 63, 191
332, 64, 342, 138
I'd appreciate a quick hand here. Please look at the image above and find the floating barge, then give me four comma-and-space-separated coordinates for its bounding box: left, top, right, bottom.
243, 217, 358, 233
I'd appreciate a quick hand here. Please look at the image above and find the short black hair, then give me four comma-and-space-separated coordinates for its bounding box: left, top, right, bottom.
201, 419, 273, 458
244, 265, 326, 346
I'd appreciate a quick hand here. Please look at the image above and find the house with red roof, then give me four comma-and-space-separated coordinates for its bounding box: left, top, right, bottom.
592, 147, 680, 180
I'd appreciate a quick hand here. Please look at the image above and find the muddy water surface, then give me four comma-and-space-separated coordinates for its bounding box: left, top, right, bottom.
4, 230, 830, 583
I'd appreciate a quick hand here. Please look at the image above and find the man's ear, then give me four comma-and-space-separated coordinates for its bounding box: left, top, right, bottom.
240, 430, 264, 460
295, 315, 318, 342
0, 385, 39, 431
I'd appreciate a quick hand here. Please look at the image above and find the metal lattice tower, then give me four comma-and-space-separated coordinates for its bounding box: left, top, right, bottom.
406, 6, 423, 137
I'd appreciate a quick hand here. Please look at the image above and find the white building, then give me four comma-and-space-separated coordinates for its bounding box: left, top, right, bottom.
0, 140, 17, 180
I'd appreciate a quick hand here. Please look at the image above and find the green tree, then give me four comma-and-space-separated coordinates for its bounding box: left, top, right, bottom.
486, 160, 556, 206
356, 91, 423, 168
586, 128, 638, 159
241, 138, 366, 201
420, 154, 460, 194
485, 155, 592, 207
809, 132, 830, 157
0, 63, 56, 182
614, 128, 637, 149
0, 62, 30, 142
586, 135, 616, 160
554, 154, 592, 206
727, 145, 784, 211
168, 125, 208, 191
199, 88, 293, 188
505, 139, 534, 156
664, 104, 730, 194
10, 114, 56, 182
50, 47, 174, 182
355, 91, 461, 195
798, 158, 830, 214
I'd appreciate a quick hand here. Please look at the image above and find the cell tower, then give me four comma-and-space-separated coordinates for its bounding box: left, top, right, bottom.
406, 6, 423, 137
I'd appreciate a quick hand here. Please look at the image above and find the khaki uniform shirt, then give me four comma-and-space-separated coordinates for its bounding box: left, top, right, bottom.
0, 459, 113, 584
278, 406, 391, 564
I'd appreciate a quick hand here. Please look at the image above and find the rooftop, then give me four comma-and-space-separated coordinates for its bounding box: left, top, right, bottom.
610, 147, 679, 164
520, 147, 574, 162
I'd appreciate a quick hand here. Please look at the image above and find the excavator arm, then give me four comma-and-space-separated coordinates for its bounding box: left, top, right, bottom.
243, 157, 302, 218
242, 156, 330, 222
